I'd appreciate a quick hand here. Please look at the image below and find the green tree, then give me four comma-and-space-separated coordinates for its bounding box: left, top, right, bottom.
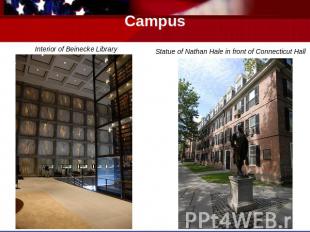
178, 78, 199, 161
244, 58, 265, 77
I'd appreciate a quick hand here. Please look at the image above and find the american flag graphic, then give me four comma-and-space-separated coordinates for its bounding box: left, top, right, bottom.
4, 0, 129, 15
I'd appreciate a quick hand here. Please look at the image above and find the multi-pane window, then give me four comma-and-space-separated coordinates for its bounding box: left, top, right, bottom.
235, 98, 244, 116
249, 145, 260, 166
249, 89, 255, 101
218, 132, 224, 144
225, 128, 232, 143
245, 114, 260, 136
250, 114, 259, 135
249, 116, 256, 129
226, 108, 232, 123
226, 91, 232, 102
246, 85, 259, 110
219, 99, 224, 108
219, 114, 224, 127
235, 78, 243, 92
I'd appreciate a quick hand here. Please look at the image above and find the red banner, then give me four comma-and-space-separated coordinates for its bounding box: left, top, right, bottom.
0, 17, 310, 42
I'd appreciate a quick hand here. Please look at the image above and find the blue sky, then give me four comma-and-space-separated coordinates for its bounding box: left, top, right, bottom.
179, 58, 244, 120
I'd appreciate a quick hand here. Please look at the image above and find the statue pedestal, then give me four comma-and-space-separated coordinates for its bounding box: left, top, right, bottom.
227, 176, 256, 213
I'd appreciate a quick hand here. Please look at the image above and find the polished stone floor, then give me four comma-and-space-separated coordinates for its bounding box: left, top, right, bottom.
16, 177, 132, 229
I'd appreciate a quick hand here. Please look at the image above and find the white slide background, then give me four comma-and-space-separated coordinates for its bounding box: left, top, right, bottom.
0, 42, 308, 230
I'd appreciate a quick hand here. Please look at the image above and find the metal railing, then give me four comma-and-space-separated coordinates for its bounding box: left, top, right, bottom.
55, 175, 132, 196
55, 175, 96, 191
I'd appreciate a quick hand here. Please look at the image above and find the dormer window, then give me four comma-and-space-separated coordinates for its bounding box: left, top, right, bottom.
235, 78, 243, 92
226, 91, 232, 102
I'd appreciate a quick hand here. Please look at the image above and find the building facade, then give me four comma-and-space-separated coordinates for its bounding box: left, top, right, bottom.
195, 59, 292, 183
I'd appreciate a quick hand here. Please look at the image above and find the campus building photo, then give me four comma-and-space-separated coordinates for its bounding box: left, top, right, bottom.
178, 58, 292, 229
186, 59, 292, 183
16, 54, 132, 229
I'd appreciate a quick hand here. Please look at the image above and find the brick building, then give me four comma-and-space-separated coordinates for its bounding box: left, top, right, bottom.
194, 59, 292, 183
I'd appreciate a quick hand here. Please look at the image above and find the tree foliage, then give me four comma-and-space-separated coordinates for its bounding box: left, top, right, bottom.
244, 58, 265, 77
178, 78, 199, 152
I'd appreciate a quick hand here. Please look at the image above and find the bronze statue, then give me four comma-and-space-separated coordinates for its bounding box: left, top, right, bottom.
231, 126, 249, 177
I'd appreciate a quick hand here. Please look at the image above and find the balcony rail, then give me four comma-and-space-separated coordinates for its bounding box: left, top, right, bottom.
55, 175, 132, 199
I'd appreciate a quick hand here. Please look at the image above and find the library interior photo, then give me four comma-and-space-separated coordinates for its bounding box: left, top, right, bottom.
15, 54, 132, 229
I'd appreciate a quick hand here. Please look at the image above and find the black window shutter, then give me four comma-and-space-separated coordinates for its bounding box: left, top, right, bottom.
245, 119, 249, 136
227, 129, 229, 142
241, 98, 244, 113
256, 145, 261, 167
255, 85, 259, 105
246, 94, 249, 111
283, 78, 288, 97
255, 114, 260, 134
285, 108, 290, 131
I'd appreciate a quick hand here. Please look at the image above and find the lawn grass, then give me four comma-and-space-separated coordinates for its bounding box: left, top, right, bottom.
182, 162, 219, 173
201, 172, 277, 186
201, 172, 232, 184
182, 162, 287, 187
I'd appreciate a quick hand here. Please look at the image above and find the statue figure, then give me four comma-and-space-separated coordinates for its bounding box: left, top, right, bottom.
231, 126, 249, 177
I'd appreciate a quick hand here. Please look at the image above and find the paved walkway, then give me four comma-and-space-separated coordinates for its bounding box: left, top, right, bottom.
16, 177, 132, 229
179, 164, 292, 229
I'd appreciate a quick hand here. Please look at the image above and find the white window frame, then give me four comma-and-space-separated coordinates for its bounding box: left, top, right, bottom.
226, 110, 231, 122
237, 101, 242, 111
235, 78, 243, 92
227, 91, 232, 102
249, 89, 255, 101
249, 115, 256, 129
249, 145, 257, 166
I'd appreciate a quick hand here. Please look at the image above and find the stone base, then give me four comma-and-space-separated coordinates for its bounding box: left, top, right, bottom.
227, 176, 256, 213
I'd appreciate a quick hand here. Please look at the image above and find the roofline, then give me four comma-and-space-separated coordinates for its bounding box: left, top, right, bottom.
200, 59, 284, 129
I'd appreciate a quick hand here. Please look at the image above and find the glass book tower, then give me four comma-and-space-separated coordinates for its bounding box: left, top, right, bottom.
93, 55, 132, 200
